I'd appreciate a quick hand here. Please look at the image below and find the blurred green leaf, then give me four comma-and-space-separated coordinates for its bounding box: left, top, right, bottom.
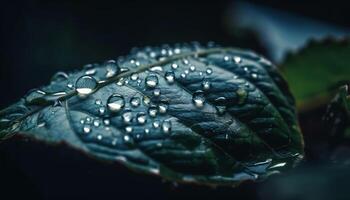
280, 38, 350, 111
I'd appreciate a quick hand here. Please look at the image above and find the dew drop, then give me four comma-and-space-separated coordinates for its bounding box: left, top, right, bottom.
51, 72, 68, 82
183, 59, 189, 65
143, 96, 151, 106
150, 66, 163, 72
83, 124, 91, 134
130, 73, 139, 81
103, 119, 110, 126
130, 97, 140, 107
180, 73, 186, 78
85, 68, 96, 75
165, 71, 175, 84
189, 65, 196, 72
233, 56, 242, 64
206, 68, 213, 75
98, 106, 106, 115
162, 121, 172, 134
148, 105, 158, 117
153, 88, 161, 97
125, 126, 133, 133
174, 48, 181, 54
144, 128, 150, 134
202, 80, 211, 90
251, 73, 258, 79
75, 76, 97, 96
93, 119, 100, 127
107, 94, 125, 112
136, 112, 147, 124
67, 83, 74, 89
122, 111, 133, 124
145, 74, 158, 88
158, 103, 168, 114
192, 90, 205, 108
153, 120, 160, 128
95, 99, 102, 105
171, 63, 178, 69
96, 134, 103, 140
223, 55, 230, 62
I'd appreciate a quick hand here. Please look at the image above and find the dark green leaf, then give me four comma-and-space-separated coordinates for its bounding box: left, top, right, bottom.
0, 43, 303, 186
280, 38, 350, 111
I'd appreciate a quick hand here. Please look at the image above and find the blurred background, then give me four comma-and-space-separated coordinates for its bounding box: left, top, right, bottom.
0, 0, 349, 199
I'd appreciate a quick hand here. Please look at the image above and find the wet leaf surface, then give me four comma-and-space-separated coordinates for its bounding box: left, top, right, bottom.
0, 43, 303, 186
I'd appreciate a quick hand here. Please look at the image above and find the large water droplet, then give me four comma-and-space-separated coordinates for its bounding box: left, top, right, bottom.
165, 71, 175, 84
136, 112, 147, 124
162, 121, 172, 134
192, 90, 205, 108
75, 76, 97, 96
148, 105, 158, 117
107, 94, 125, 112
145, 74, 158, 88
130, 97, 140, 107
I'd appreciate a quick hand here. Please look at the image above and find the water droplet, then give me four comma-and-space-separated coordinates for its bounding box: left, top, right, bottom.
150, 52, 156, 58
95, 99, 102, 105
244, 67, 249, 72
192, 90, 205, 108
130, 97, 140, 107
202, 80, 211, 90
153, 89, 161, 97
51, 72, 68, 82
107, 94, 125, 112
144, 128, 150, 134
67, 83, 74, 89
215, 106, 226, 115
145, 74, 158, 88
136, 112, 147, 124
233, 56, 242, 64
171, 63, 178, 69
183, 59, 189, 65
251, 73, 258, 79
103, 119, 110, 126
162, 121, 172, 133
199, 72, 203, 76
83, 124, 91, 134
75, 76, 97, 96
223, 55, 230, 61
180, 73, 186, 78
189, 65, 196, 71
111, 138, 118, 146
206, 68, 212, 75
85, 68, 96, 75
96, 134, 103, 140
150, 66, 163, 72
236, 88, 247, 104
153, 120, 160, 128
130, 73, 139, 81
165, 71, 175, 84
174, 48, 181, 54
158, 103, 168, 114
122, 111, 133, 124
98, 106, 106, 115
93, 119, 100, 127
148, 105, 158, 117
143, 96, 151, 105
125, 126, 133, 133
105, 62, 119, 78
86, 117, 92, 123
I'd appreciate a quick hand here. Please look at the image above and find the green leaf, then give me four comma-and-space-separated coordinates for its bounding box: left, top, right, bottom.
0, 43, 303, 186
280, 38, 350, 111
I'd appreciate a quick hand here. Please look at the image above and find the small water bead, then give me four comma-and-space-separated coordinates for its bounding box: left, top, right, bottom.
148, 105, 158, 117
223, 55, 230, 62
150, 66, 163, 72
145, 74, 158, 88
158, 103, 168, 114
130, 73, 139, 81
95, 99, 102, 105
116, 78, 125, 86
180, 73, 186, 79
83, 124, 91, 134
80, 119, 85, 124
206, 68, 213, 75
153, 121, 160, 128
75, 75, 98, 96
162, 121, 172, 134
251, 73, 258, 79
93, 119, 101, 127
192, 90, 206, 108
143, 96, 151, 106
51, 71, 69, 82
189, 65, 196, 72
135, 61, 140, 66
202, 80, 211, 90
150, 52, 156, 58
174, 48, 181, 54
165, 71, 175, 84
153, 89, 161, 97
144, 128, 150, 134
233, 56, 242, 64
120, 68, 129, 73
98, 106, 106, 115
85, 68, 96, 75
130, 97, 141, 107
183, 59, 189, 65
243, 67, 249, 72
111, 138, 118, 146
96, 134, 103, 140
122, 111, 133, 124
67, 83, 74, 89
125, 126, 133, 133
199, 72, 203, 76
136, 112, 147, 124
107, 94, 125, 112
123, 135, 132, 143
161, 49, 167, 55
171, 63, 178, 69
103, 119, 110, 126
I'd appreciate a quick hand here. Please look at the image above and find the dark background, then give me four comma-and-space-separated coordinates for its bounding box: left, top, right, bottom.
0, 0, 350, 199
